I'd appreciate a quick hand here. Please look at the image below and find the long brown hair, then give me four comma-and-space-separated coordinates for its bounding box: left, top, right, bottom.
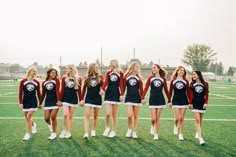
46, 68, 58, 80
85, 63, 101, 87
191, 71, 207, 87
152, 64, 167, 77
171, 66, 186, 79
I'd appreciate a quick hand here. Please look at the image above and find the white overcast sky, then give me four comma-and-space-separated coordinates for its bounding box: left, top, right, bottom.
0, 0, 235, 70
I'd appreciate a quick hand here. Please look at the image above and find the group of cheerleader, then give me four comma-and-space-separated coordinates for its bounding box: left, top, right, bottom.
18, 60, 209, 145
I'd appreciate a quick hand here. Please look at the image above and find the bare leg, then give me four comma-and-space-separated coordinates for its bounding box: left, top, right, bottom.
133, 106, 140, 132
111, 104, 119, 132
84, 106, 91, 134
92, 108, 100, 130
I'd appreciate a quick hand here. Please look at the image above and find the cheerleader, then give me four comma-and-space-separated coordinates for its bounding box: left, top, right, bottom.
189, 71, 209, 145
80, 63, 103, 140
18, 66, 41, 141
143, 64, 169, 140
100, 59, 124, 138
59, 64, 82, 139
40, 68, 61, 140
169, 66, 190, 141
124, 62, 144, 139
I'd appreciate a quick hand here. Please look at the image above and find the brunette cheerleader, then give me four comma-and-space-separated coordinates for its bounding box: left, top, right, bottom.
80, 63, 103, 139
189, 71, 209, 145
40, 68, 61, 140
143, 64, 169, 140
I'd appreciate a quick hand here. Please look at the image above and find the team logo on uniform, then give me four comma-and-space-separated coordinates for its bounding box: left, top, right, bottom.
68, 80, 75, 88
153, 79, 162, 87
26, 84, 35, 91
129, 78, 137, 86
91, 79, 97, 87
110, 74, 118, 82
46, 83, 54, 90
176, 82, 184, 89
195, 86, 203, 93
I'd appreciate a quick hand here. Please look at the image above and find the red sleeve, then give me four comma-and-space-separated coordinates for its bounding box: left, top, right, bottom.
81, 78, 87, 101
101, 71, 110, 91
36, 80, 41, 103
40, 81, 46, 104
78, 78, 82, 101
100, 75, 104, 87
143, 76, 152, 99
205, 82, 209, 104
189, 84, 193, 104
55, 78, 61, 101
169, 79, 174, 103
185, 79, 191, 103
119, 72, 124, 96
18, 79, 25, 104
60, 77, 65, 101
123, 74, 127, 94
139, 80, 144, 100
163, 77, 170, 103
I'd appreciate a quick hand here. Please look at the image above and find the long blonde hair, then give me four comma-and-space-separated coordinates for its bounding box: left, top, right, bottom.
171, 66, 187, 79
85, 63, 101, 87
65, 64, 80, 89
110, 59, 122, 73
26, 66, 37, 79
124, 62, 140, 78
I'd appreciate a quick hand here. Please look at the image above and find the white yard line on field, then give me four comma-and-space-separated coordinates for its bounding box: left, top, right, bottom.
0, 117, 236, 122
209, 93, 236, 99
0, 92, 18, 96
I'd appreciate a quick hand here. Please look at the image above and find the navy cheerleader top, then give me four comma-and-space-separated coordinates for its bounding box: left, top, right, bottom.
123, 74, 144, 100
40, 78, 60, 104
60, 76, 82, 102
189, 82, 209, 104
143, 75, 170, 102
81, 75, 104, 100
19, 79, 41, 104
169, 78, 191, 104
101, 70, 124, 96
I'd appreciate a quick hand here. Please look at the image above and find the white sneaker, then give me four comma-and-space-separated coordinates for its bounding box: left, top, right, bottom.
22, 133, 30, 141
65, 132, 72, 138
154, 134, 159, 140
83, 133, 89, 140
179, 134, 184, 141
91, 130, 96, 137
48, 133, 57, 140
59, 130, 67, 139
173, 126, 178, 135
195, 132, 199, 139
126, 129, 132, 138
32, 123, 37, 134
108, 131, 116, 138
199, 138, 205, 145
150, 126, 154, 135
103, 128, 110, 137
132, 132, 138, 139
48, 124, 52, 132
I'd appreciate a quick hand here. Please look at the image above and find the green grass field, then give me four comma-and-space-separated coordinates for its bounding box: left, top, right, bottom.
0, 80, 236, 157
